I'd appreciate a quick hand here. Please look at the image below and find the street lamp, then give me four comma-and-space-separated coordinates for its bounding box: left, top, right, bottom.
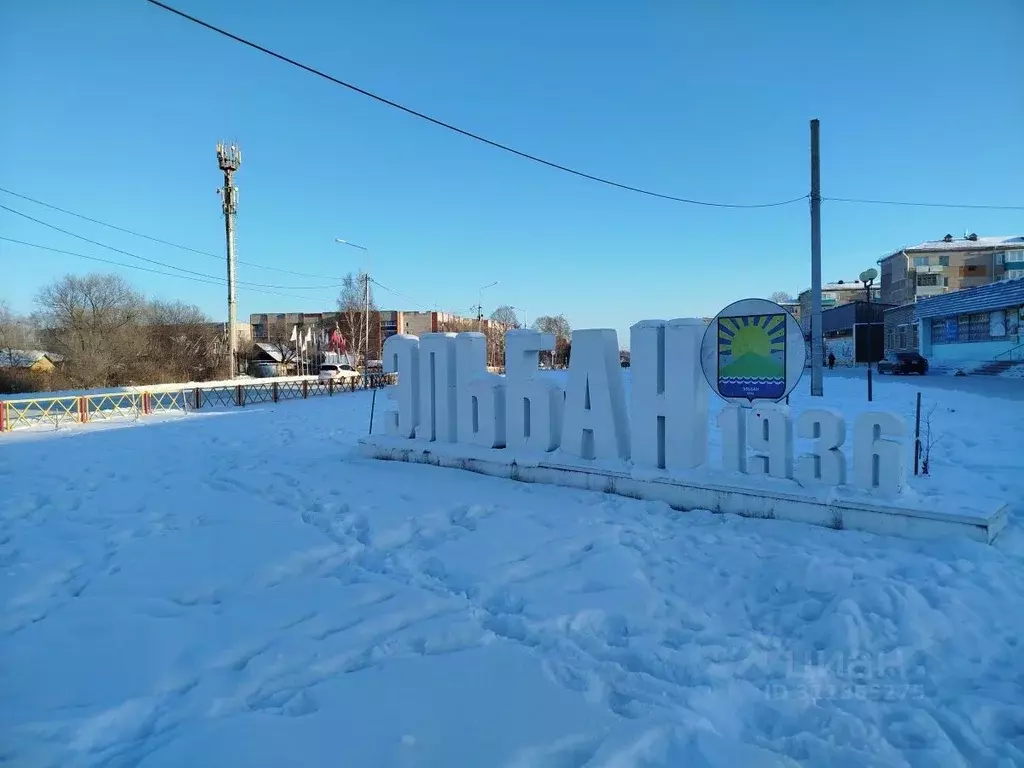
510, 306, 528, 329
859, 267, 878, 402
336, 238, 372, 368
477, 281, 499, 331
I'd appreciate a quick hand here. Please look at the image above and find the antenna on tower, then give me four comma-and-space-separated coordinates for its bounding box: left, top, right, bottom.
217, 141, 242, 378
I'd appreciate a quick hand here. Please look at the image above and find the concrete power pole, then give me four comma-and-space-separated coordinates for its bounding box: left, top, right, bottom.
809, 120, 823, 397
217, 141, 242, 379
363, 271, 370, 367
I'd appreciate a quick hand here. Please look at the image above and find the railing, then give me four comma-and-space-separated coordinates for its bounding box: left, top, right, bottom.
993, 342, 1024, 362
0, 373, 396, 434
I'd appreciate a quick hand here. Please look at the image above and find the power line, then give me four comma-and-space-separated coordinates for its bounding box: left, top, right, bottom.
144, 2, 1024, 214
369, 277, 430, 311
0, 194, 437, 313
0, 203, 338, 290
0, 237, 330, 302
0, 185, 349, 280
144, 0, 807, 210
824, 196, 1024, 212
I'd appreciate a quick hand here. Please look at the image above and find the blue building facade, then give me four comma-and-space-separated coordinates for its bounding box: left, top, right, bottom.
916, 278, 1024, 363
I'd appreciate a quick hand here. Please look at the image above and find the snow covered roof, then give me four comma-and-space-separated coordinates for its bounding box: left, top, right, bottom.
253, 343, 295, 363
0, 350, 60, 369
799, 281, 877, 296
906, 235, 1024, 253
882, 236, 1024, 261
915, 276, 1024, 320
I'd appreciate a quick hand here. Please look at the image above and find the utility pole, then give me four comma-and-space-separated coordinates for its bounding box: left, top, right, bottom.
363, 271, 371, 366
809, 120, 823, 397
217, 141, 242, 379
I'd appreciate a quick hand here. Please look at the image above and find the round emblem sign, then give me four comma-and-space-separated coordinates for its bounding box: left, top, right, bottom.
700, 298, 806, 404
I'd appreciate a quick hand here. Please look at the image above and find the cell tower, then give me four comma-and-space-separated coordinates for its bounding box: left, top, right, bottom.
216, 141, 242, 378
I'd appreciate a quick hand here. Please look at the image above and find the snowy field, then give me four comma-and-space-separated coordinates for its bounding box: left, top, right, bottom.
2, 374, 1023, 767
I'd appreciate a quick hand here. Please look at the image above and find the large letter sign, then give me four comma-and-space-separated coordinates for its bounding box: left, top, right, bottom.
630, 320, 708, 471
455, 333, 506, 448
418, 333, 458, 443
795, 408, 846, 487
362, 307, 975, 541
505, 330, 564, 453
382, 334, 419, 438
561, 329, 630, 460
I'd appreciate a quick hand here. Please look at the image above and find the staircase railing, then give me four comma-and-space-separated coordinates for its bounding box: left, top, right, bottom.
993, 342, 1024, 362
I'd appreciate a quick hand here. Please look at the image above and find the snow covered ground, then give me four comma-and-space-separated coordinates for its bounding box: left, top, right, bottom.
2, 374, 1023, 767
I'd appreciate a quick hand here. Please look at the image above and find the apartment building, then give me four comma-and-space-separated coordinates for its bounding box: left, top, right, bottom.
402, 311, 488, 336
798, 281, 880, 336
878, 234, 1024, 354
778, 300, 801, 323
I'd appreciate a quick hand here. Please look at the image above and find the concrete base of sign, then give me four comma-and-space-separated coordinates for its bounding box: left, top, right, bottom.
358, 436, 1007, 544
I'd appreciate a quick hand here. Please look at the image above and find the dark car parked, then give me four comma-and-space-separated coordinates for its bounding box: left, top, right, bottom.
877, 352, 929, 375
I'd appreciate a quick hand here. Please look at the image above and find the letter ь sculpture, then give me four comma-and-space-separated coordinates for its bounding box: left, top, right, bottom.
363, 310, 1006, 544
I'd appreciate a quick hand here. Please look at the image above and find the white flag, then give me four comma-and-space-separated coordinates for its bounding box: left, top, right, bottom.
305, 327, 313, 347
290, 325, 297, 342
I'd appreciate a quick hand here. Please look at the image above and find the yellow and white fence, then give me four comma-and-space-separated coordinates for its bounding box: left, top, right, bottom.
0, 373, 396, 434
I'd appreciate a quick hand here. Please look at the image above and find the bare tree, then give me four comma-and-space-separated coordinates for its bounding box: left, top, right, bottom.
34, 273, 147, 387
487, 305, 520, 367
919, 403, 944, 476
337, 271, 377, 366
0, 300, 36, 366
532, 314, 572, 368
490, 305, 519, 330
770, 291, 794, 304
144, 300, 222, 383
533, 314, 571, 340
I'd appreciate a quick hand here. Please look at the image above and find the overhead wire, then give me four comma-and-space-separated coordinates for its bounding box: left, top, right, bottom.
0, 194, 436, 310
0, 188, 437, 312
144, 3, 1024, 213
143, 0, 808, 210
0, 236, 329, 302
822, 196, 1024, 212
0, 186, 350, 280
0, 203, 338, 290
369, 277, 430, 311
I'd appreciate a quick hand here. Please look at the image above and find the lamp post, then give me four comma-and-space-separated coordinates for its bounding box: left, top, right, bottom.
859, 267, 878, 402
510, 306, 528, 329
336, 238, 371, 368
477, 281, 499, 331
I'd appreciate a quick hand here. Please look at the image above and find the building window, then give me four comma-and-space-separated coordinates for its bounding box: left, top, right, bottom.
913, 256, 930, 268
967, 313, 989, 341
898, 326, 907, 349
938, 255, 949, 267
994, 252, 1005, 265
990, 310, 1007, 338
917, 273, 940, 287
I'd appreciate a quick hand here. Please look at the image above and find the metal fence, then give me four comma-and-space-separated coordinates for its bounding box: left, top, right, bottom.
0, 373, 396, 434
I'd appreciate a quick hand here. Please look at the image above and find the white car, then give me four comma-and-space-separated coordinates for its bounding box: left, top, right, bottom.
318, 363, 360, 383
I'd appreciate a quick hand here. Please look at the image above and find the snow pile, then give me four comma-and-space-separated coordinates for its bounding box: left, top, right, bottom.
1001, 363, 1024, 379
1, 376, 1023, 767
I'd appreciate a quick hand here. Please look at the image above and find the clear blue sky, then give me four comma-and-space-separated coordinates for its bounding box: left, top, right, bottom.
2, 0, 1022, 344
